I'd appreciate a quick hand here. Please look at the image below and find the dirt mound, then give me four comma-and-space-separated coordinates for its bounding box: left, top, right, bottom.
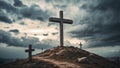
37, 46, 89, 62
36, 46, 118, 68
0, 46, 118, 68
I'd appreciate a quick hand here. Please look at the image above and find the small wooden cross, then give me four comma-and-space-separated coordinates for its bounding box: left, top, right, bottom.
25, 44, 35, 62
49, 11, 73, 47
79, 42, 82, 49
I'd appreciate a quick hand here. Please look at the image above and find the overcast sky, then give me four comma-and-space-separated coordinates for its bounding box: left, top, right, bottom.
0, 0, 120, 59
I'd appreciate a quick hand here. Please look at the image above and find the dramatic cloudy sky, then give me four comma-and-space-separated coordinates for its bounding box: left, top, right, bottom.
0, 0, 120, 59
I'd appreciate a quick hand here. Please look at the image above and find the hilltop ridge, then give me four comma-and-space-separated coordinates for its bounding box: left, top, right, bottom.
0, 46, 118, 68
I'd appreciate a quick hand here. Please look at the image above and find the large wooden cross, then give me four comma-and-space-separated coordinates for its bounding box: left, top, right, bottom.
49, 11, 73, 47
25, 44, 35, 62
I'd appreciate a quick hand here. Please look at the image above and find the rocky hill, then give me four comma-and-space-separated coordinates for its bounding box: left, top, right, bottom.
0, 46, 119, 68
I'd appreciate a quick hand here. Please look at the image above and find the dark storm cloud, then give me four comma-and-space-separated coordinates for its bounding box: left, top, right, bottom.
43, 33, 48, 36
0, 0, 16, 13
9, 29, 19, 33
0, 30, 55, 49
96, 0, 120, 12
0, 15, 12, 23
0, 0, 16, 23
0, 4, 12, 23
69, 0, 120, 48
20, 5, 49, 21
14, 0, 49, 21
14, 0, 23, 7
52, 32, 58, 35
0, 0, 49, 23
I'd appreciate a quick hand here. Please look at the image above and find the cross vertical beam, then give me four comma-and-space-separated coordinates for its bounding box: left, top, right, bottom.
60, 11, 63, 47
49, 11, 73, 47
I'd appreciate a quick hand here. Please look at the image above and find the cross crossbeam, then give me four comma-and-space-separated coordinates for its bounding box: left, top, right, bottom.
49, 11, 73, 47
49, 18, 73, 24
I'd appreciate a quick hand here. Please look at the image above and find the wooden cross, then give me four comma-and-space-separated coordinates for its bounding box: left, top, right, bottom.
49, 11, 73, 47
25, 44, 35, 62
79, 42, 82, 49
